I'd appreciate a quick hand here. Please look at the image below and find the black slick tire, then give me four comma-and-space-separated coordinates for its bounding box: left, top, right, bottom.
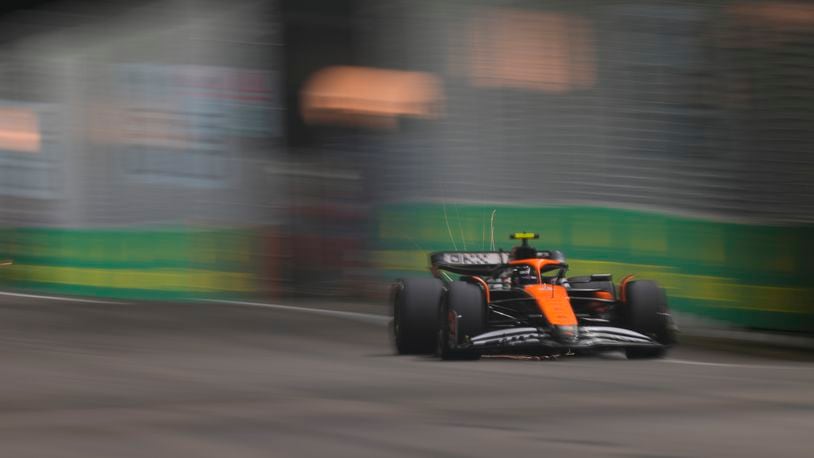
618, 280, 674, 359
438, 281, 485, 361
392, 278, 444, 354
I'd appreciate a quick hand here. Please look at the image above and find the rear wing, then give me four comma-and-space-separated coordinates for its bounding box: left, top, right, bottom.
430, 251, 509, 276
430, 249, 567, 277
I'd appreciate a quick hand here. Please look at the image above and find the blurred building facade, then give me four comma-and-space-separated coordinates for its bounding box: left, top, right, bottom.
0, 0, 812, 330
0, 0, 283, 227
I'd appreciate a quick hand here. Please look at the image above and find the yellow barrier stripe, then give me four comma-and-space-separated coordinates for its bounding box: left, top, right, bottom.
373, 250, 812, 313
1, 264, 255, 292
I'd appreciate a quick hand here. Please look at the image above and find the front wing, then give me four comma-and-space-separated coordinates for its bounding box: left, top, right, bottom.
462, 326, 663, 355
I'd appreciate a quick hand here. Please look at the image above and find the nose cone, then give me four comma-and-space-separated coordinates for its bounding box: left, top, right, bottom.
522, 284, 578, 326
554, 325, 579, 344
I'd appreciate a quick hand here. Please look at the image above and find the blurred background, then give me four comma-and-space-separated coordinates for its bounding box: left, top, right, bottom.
0, 0, 812, 332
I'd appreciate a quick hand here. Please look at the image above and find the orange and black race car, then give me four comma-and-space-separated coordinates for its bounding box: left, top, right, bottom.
391, 233, 677, 360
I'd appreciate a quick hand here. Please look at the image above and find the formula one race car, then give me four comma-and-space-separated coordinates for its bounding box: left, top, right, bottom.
391, 233, 677, 360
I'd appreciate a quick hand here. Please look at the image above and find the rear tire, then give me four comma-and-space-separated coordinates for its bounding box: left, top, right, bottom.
392, 278, 444, 354
617, 280, 674, 359
438, 281, 485, 360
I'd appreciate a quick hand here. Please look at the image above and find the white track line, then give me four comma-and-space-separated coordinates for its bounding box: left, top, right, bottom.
204, 300, 813, 367
7, 293, 803, 369
201, 299, 391, 325
661, 358, 806, 370
0, 291, 125, 305
204, 300, 814, 368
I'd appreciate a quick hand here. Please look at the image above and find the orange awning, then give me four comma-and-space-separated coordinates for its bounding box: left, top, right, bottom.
301, 66, 443, 129
0, 107, 40, 153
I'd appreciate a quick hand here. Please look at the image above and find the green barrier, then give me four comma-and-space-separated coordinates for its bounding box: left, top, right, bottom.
0, 228, 257, 300
374, 204, 814, 332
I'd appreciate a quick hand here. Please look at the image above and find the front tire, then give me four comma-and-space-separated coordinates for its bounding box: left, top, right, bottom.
392, 278, 444, 354
438, 281, 486, 360
617, 280, 675, 359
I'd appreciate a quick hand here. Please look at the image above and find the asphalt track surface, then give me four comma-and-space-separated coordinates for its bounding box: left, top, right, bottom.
2, 294, 814, 458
